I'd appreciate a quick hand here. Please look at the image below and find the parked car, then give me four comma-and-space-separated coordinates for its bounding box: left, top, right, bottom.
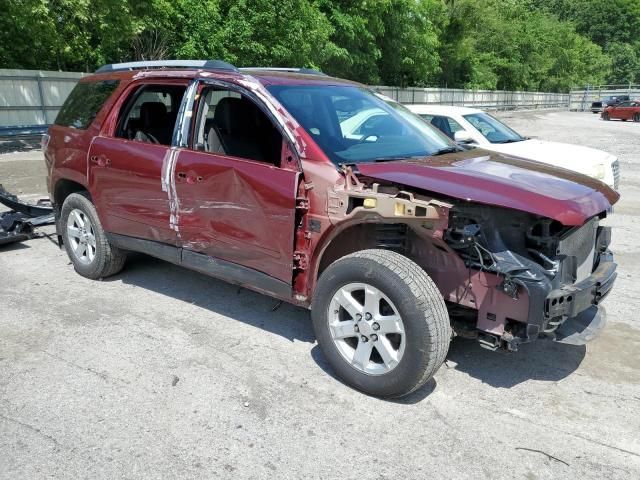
44, 61, 619, 398
407, 105, 620, 190
591, 95, 630, 113
602, 100, 640, 122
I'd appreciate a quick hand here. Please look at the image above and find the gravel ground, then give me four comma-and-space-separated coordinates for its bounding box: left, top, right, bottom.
1, 111, 639, 479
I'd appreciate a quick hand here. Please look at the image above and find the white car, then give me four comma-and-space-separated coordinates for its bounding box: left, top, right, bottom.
406, 105, 620, 190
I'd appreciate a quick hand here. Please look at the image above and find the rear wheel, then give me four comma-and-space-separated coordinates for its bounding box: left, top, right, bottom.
61, 192, 126, 279
312, 249, 450, 398
634, 113, 640, 123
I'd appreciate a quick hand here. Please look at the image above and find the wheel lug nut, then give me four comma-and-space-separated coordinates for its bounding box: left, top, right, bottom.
365, 313, 372, 320
361, 336, 368, 342
371, 334, 378, 342
354, 325, 359, 332
355, 314, 362, 321
372, 322, 380, 331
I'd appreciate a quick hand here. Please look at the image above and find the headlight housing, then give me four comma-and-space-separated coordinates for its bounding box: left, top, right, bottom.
591, 163, 606, 180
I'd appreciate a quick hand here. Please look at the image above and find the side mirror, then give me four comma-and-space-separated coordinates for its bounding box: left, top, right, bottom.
454, 130, 474, 144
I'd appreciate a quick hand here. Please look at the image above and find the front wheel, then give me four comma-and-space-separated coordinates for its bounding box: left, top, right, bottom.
602, 112, 610, 121
634, 113, 640, 123
312, 249, 451, 398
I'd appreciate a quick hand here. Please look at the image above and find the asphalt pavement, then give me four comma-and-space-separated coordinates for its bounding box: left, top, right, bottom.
1, 111, 639, 479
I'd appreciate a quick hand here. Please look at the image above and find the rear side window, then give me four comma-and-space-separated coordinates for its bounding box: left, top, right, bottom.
115, 84, 187, 146
54, 80, 119, 129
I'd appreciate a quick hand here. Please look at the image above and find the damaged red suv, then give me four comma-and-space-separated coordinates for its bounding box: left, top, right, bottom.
44, 60, 619, 397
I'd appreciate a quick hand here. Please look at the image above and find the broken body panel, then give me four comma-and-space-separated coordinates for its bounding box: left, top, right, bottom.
44, 68, 619, 350
0, 185, 54, 246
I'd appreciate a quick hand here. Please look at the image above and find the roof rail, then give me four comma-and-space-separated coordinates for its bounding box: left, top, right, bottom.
95, 60, 238, 73
239, 67, 327, 76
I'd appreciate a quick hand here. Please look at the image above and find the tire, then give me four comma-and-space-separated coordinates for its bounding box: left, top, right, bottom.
602, 112, 610, 121
60, 192, 126, 279
311, 249, 451, 398
634, 113, 640, 123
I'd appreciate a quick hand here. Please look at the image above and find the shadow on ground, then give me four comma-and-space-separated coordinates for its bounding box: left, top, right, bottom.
115, 253, 315, 343
447, 336, 586, 388
113, 254, 586, 398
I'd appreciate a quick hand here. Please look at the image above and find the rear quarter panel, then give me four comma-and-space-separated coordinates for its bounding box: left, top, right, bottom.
46, 76, 130, 204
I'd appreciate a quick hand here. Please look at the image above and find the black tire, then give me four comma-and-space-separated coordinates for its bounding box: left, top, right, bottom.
602, 112, 610, 121
60, 192, 126, 279
312, 249, 450, 398
635, 113, 640, 123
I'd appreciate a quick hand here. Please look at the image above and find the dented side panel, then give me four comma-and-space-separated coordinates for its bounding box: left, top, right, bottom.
174, 148, 299, 283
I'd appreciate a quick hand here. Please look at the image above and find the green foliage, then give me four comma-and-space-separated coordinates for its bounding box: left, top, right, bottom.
438, 0, 611, 91
218, 0, 340, 68
0, 0, 638, 91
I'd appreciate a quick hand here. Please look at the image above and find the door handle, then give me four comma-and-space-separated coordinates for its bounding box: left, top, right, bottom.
90, 155, 111, 167
177, 172, 203, 184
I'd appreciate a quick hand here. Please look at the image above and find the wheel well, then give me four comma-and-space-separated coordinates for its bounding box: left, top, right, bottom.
54, 179, 89, 208
317, 223, 411, 278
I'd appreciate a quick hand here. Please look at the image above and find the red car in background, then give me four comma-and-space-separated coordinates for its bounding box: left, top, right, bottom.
602, 100, 640, 122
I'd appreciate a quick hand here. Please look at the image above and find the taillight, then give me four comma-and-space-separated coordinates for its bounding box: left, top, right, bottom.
41, 133, 50, 150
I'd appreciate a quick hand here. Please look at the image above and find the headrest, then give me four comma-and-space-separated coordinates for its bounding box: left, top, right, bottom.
140, 102, 168, 128
214, 97, 258, 134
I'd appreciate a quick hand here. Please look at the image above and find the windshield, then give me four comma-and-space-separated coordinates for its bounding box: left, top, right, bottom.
267, 85, 453, 164
462, 112, 525, 144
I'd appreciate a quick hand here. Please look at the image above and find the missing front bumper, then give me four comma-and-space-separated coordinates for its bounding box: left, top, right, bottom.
545, 257, 616, 320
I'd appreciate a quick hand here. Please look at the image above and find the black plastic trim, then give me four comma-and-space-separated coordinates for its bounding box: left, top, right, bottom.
106, 233, 291, 300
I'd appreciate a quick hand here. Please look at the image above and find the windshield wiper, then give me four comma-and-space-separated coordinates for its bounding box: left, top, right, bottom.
493, 138, 524, 144
371, 154, 427, 163
431, 146, 461, 155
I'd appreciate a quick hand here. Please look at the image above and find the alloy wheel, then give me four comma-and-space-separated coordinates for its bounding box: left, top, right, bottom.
327, 282, 406, 375
66, 208, 97, 265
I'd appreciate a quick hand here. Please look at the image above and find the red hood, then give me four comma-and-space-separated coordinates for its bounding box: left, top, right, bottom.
356, 149, 619, 226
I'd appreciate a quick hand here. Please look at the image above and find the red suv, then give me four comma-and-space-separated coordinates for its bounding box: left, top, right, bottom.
44, 60, 619, 397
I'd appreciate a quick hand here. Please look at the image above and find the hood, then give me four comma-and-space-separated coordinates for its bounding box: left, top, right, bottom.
356, 149, 619, 226
485, 139, 615, 173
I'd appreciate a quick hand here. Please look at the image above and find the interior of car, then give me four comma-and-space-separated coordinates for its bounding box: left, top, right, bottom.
195, 88, 282, 165
117, 85, 187, 146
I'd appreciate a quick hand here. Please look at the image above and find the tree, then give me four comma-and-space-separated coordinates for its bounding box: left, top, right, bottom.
606, 42, 640, 84
318, 0, 386, 84
216, 0, 340, 68
376, 0, 445, 87
437, 0, 610, 91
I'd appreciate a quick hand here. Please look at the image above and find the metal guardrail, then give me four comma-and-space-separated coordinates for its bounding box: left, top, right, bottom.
569, 84, 640, 111
373, 86, 570, 110
1, 68, 572, 134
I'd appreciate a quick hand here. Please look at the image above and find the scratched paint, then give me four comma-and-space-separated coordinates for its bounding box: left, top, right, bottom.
161, 147, 181, 234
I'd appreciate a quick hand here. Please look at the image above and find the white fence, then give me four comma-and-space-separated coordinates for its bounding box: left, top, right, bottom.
569, 85, 640, 111
0, 68, 572, 130
0, 69, 85, 128
374, 86, 570, 110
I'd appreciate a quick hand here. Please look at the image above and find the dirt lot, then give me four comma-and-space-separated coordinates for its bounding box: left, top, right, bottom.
1, 111, 639, 479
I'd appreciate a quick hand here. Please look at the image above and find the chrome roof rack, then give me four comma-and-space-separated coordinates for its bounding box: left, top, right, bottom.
95, 60, 238, 73
239, 67, 327, 76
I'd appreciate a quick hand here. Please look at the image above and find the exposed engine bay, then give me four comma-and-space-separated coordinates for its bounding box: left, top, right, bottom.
323, 171, 616, 351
